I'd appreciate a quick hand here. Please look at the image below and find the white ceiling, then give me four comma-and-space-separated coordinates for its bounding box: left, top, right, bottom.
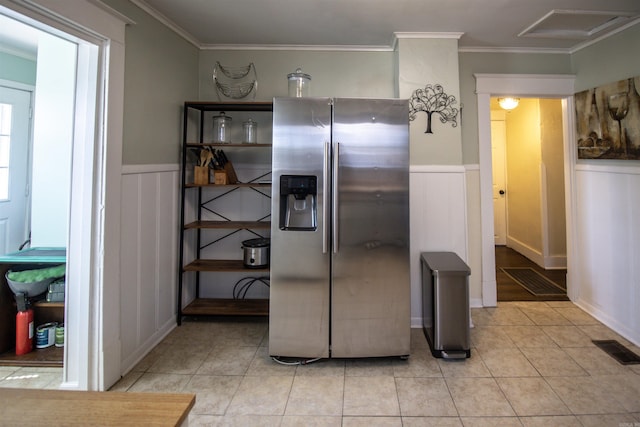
1, 0, 639, 57
134, 0, 640, 51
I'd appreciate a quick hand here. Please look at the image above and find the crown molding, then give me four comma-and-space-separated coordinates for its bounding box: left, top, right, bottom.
459, 46, 570, 54
88, 0, 135, 26
568, 16, 640, 54
129, 0, 199, 48
200, 43, 394, 52
394, 32, 464, 40
392, 32, 464, 50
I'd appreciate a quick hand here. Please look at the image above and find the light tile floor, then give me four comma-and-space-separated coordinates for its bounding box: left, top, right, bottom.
2, 301, 640, 427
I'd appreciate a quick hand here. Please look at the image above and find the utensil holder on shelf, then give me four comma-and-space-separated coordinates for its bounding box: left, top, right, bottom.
194, 166, 210, 185
214, 170, 227, 185
213, 161, 239, 185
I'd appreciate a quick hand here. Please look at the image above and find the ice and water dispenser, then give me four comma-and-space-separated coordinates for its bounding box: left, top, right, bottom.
279, 175, 317, 231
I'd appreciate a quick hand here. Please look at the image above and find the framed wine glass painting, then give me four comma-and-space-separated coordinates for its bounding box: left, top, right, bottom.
575, 75, 640, 160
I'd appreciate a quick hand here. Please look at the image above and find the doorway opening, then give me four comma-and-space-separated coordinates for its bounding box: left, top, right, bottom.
0, 11, 84, 370
490, 97, 569, 302
474, 73, 577, 308
0, 0, 129, 391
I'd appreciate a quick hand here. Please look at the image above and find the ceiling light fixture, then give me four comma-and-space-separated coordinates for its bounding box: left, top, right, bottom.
498, 97, 520, 110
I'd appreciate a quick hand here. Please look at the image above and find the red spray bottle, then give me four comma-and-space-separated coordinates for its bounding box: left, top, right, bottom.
15, 293, 33, 355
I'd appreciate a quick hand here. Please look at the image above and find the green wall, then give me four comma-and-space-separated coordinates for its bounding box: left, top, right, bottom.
458, 24, 640, 166
98, 0, 640, 167
199, 50, 395, 101
572, 24, 640, 92
0, 51, 36, 85
102, 0, 199, 165
458, 52, 572, 165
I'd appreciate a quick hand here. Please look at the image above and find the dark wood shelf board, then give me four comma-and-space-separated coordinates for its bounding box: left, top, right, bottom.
181, 298, 269, 316
184, 220, 270, 230
10, 300, 65, 310
183, 259, 270, 272
33, 301, 64, 309
185, 182, 271, 188
186, 143, 272, 148
184, 101, 273, 112
0, 345, 63, 367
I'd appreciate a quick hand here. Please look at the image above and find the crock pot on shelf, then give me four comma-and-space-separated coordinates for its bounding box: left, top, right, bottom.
242, 238, 270, 268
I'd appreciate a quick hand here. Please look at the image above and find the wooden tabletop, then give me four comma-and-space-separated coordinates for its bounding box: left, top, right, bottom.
0, 388, 195, 426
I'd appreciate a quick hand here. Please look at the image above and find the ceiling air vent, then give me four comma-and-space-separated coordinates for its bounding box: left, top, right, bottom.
518, 9, 637, 40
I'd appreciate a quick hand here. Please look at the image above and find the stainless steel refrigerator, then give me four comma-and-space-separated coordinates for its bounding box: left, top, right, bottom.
269, 97, 410, 359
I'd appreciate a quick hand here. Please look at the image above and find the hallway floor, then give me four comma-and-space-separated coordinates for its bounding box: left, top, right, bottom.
496, 246, 569, 302
3, 302, 639, 426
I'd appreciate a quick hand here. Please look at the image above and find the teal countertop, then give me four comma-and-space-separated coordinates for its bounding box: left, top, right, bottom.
0, 248, 66, 264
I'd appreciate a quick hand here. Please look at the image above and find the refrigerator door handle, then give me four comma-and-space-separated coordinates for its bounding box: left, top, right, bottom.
323, 141, 330, 253
332, 142, 340, 253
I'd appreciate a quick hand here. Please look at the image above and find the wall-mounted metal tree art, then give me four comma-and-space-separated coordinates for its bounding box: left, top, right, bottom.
409, 84, 459, 134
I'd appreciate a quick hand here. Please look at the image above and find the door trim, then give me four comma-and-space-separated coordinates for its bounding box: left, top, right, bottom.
1, 0, 129, 390
490, 112, 507, 246
474, 74, 576, 307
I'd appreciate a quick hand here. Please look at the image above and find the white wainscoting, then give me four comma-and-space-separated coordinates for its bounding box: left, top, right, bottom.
410, 165, 469, 328
119, 164, 180, 374
573, 163, 640, 346
117, 163, 476, 365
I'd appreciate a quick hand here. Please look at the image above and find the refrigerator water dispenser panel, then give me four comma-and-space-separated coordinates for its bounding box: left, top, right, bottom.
279, 175, 317, 231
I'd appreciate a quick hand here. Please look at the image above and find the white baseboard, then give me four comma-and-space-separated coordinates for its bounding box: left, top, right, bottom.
506, 237, 544, 268
544, 255, 567, 270
411, 317, 423, 329
575, 298, 640, 347
120, 318, 176, 376
506, 237, 567, 270
470, 297, 483, 308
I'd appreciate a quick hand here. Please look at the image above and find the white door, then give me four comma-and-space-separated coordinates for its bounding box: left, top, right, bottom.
491, 116, 507, 245
0, 85, 32, 255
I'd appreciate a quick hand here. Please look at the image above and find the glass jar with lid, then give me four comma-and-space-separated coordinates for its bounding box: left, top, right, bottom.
287, 68, 311, 97
212, 112, 232, 143
242, 118, 257, 144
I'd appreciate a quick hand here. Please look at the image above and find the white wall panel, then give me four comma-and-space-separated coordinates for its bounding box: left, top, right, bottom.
119, 165, 179, 373
409, 166, 468, 327
119, 173, 139, 363
574, 164, 640, 345
464, 166, 483, 307
156, 172, 179, 326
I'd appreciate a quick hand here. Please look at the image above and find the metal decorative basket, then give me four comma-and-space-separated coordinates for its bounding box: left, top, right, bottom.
214, 80, 257, 99
215, 62, 254, 80
213, 62, 257, 101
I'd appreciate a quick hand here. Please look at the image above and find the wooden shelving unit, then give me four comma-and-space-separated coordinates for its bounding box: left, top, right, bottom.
0, 345, 63, 367
184, 220, 270, 230
183, 259, 269, 272
178, 102, 273, 322
186, 143, 272, 148
0, 263, 65, 367
184, 182, 271, 189
181, 298, 269, 317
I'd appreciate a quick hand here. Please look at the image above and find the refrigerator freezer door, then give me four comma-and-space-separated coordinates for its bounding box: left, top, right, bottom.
269, 97, 332, 358
330, 98, 411, 357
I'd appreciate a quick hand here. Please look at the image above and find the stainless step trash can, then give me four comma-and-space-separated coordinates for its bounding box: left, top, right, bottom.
421, 252, 471, 359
